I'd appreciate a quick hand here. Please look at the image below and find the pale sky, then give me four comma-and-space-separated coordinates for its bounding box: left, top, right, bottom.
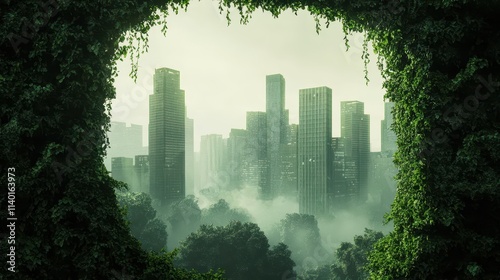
111, 0, 387, 152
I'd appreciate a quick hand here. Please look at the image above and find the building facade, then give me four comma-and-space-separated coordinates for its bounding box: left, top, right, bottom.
111, 157, 135, 189
381, 102, 397, 154
199, 134, 226, 192
134, 155, 149, 194
227, 128, 248, 189
243, 111, 268, 197
105, 121, 147, 171
266, 74, 287, 199
298, 87, 333, 216
279, 123, 299, 199
149, 67, 185, 206
185, 117, 194, 196
331, 137, 358, 208
340, 101, 370, 202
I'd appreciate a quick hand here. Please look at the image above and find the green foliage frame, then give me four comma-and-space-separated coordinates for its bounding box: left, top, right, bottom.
1, 0, 499, 279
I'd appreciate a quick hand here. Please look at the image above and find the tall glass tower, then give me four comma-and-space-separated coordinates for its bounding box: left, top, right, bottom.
185, 117, 194, 196
340, 101, 370, 202
266, 74, 287, 199
149, 68, 185, 206
243, 111, 268, 197
298, 87, 333, 216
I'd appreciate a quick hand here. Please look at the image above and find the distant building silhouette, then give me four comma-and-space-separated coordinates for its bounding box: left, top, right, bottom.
298, 87, 333, 216
266, 74, 288, 199
381, 102, 397, 154
149, 67, 185, 206
199, 134, 226, 192
227, 128, 248, 189
340, 101, 370, 202
331, 137, 358, 208
368, 151, 397, 215
185, 117, 194, 196
134, 155, 149, 194
111, 157, 135, 189
279, 123, 298, 199
105, 121, 147, 171
243, 111, 268, 197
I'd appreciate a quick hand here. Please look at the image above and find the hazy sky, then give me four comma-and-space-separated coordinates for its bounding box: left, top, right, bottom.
111, 0, 387, 152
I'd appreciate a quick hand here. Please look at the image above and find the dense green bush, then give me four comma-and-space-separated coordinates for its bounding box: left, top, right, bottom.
177, 221, 295, 280
117, 192, 168, 251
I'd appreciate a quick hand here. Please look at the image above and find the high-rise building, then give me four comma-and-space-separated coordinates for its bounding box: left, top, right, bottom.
194, 151, 201, 194
227, 128, 248, 189
134, 155, 149, 194
111, 157, 135, 189
340, 101, 370, 202
199, 134, 226, 192
242, 111, 268, 196
368, 151, 397, 215
266, 74, 287, 199
298, 87, 333, 216
149, 67, 185, 206
279, 123, 299, 199
381, 102, 397, 154
185, 117, 194, 196
105, 121, 147, 170
331, 137, 358, 208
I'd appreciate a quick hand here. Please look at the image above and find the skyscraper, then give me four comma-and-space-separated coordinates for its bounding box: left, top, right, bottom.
199, 134, 226, 192
185, 117, 194, 196
134, 155, 149, 194
331, 137, 358, 208
243, 111, 268, 196
266, 74, 287, 199
279, 123, 299, 199
227, 128, 248, 189
149, 67, 185, 206
381, 102, 397, 154
298, 87, 333, 216
111, 157, 135, 189
341, 101, 370, 202
105, 121, 147, 171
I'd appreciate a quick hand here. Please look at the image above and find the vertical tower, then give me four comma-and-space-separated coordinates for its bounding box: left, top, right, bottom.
134, 155, 149, 194
111, 157, 135, 190
243, 112, 268, 196
280, 123, 299, 199
266, 74, 286, 199
381, 102, 397, 154
199, 134, 226, 191
149, 67, 185, 206
298, 87, 333, 216
227, 128, 248, 189
331, 137, 358, 208
105, 121, 146, 171
341, 101, 370, 202
185, 117, 194, 196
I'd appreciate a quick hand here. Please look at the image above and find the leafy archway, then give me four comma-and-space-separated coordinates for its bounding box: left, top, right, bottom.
1, 0, 499, 279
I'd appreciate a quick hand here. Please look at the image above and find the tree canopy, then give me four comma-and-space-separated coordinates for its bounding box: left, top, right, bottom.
117, 192, 168, 251
177, 221, 295, 280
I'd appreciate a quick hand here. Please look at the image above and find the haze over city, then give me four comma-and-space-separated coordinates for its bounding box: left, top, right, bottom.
103, 4, 398, 279
110, 0, 386, 152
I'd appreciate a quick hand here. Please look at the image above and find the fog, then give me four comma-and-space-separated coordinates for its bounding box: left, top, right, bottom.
141, 180, 394, 274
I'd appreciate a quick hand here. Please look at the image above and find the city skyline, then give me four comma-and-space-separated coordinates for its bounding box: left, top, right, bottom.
108, 66, 391, 214
110, 0, 387, 153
